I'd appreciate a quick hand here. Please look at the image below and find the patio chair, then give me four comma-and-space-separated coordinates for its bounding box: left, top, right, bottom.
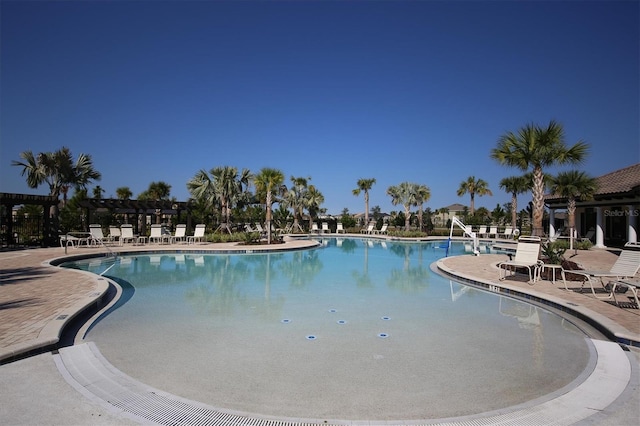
321, 222, 330, 233
149, 224, 170, 244
311, 223, 320, 233
488, 226, 498, 239
373, 223, 388, 235
89, 224, 106, 246
336, 222, 346, 234
500, 227, 513, 239
171, 224, 187, 244
477, 226, 487, 238
579, 229, 595, 243
187, 224, 206, 244
498, 236, 543, 283
360, 223, 375, 234
119, 224, 139, 245
108, 226, 121, 243
562, 242, 640, 299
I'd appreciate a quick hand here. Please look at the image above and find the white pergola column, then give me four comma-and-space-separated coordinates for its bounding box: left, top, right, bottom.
628, 204, 638, 243
548, 208, 556, 237
595, 207, 605, 248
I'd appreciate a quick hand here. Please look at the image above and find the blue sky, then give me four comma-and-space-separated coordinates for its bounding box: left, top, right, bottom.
1, 0, 638, 216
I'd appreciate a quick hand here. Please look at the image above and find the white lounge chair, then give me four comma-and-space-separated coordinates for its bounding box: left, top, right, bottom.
500, 227, 513, 239
562, 242, 640, 299
171, 224, 187, 244
488, 226, 498, 239
477, 226, 487, 238
187, 224, 206, 244
321, 222, 330, 233
149, 224, 170, 244
119, 224, 140, 245
311, 223, 320, 233
373, 223, 388, 235
108, 226, 121, 243
498, 236, 543, 283
336, 222, 346, 234
89, 224, 106, 246
360, 223, 375, 234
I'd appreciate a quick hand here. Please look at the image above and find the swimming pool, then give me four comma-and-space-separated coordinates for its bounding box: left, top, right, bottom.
61, 238, 593, 421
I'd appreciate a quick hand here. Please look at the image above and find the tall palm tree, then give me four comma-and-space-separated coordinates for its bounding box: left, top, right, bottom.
387, 182, 418, 231
353, 178, 376, 226
187, 166, 248, 229
12, 147, 101, 216
491, 120, 589, 236
457, 176, 492, 216
499, 175, 530, 230
415, 184, 431, 232
254, 168, 285, 244
548, 170, 597, 247
285, 176, 310, 232
304, 184, 325, 231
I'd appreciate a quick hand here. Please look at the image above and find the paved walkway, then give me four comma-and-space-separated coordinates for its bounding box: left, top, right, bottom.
0, 237, 638, 425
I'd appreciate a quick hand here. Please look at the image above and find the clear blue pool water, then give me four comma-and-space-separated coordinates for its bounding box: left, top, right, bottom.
61, 238, 592, 421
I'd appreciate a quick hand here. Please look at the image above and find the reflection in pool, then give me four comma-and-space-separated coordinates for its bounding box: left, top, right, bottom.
61, 238, 592, 421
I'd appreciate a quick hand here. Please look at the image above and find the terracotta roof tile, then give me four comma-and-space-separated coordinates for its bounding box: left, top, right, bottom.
593, 163, 640, 195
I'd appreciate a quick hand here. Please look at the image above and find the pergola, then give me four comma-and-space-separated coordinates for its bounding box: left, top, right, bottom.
0, 192, 58, 246
0, 193, 194, 247
77, 198, 194, 235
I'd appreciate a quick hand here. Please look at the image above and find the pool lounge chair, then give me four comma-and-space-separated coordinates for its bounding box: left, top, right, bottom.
373, 223, 388, 235
311, 223, 320, 233
120, 224, 142, 245
171, 224, 187, 244
321, 222, 330, 233
149, 224, 170, 244
336, 222, 346, 234
108, 226, 121, 243
488, 226, 498, 239
561, 242, 640, 300
477, 226, 487, 238
498, 236, 543, 283
89, 224, 106, 246
360, 223, 375, 234
187, 224, 206, 244
500, 227, 513, 239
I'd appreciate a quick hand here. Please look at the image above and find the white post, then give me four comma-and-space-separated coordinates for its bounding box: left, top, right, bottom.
595, 207, 605, 248
628, 204, 638, 243
548, 209, 556, 238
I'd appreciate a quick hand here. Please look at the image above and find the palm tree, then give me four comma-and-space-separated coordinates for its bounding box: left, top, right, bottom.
457, 176, 492, 216
491, 120, 589, 236
187, 167, 249, 230
387, 182, 418, 231
12, 146, 101, 216
116, 187, 132, 200
353, 178, 376, 226
285, 176, 310, 232
139, 181, 172, 224
92, 186, 104, 199
254, 168, 285, 244
548, 170, 598, 248
415, 184, 431, 232
304, 184, 325, 231
499, 175, 530, 230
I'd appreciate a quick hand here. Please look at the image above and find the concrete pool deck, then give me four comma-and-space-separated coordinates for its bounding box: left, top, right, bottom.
0, 236, 638, 424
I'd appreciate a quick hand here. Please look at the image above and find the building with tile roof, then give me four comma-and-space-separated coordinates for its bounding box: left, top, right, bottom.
545, 163, 640, 247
